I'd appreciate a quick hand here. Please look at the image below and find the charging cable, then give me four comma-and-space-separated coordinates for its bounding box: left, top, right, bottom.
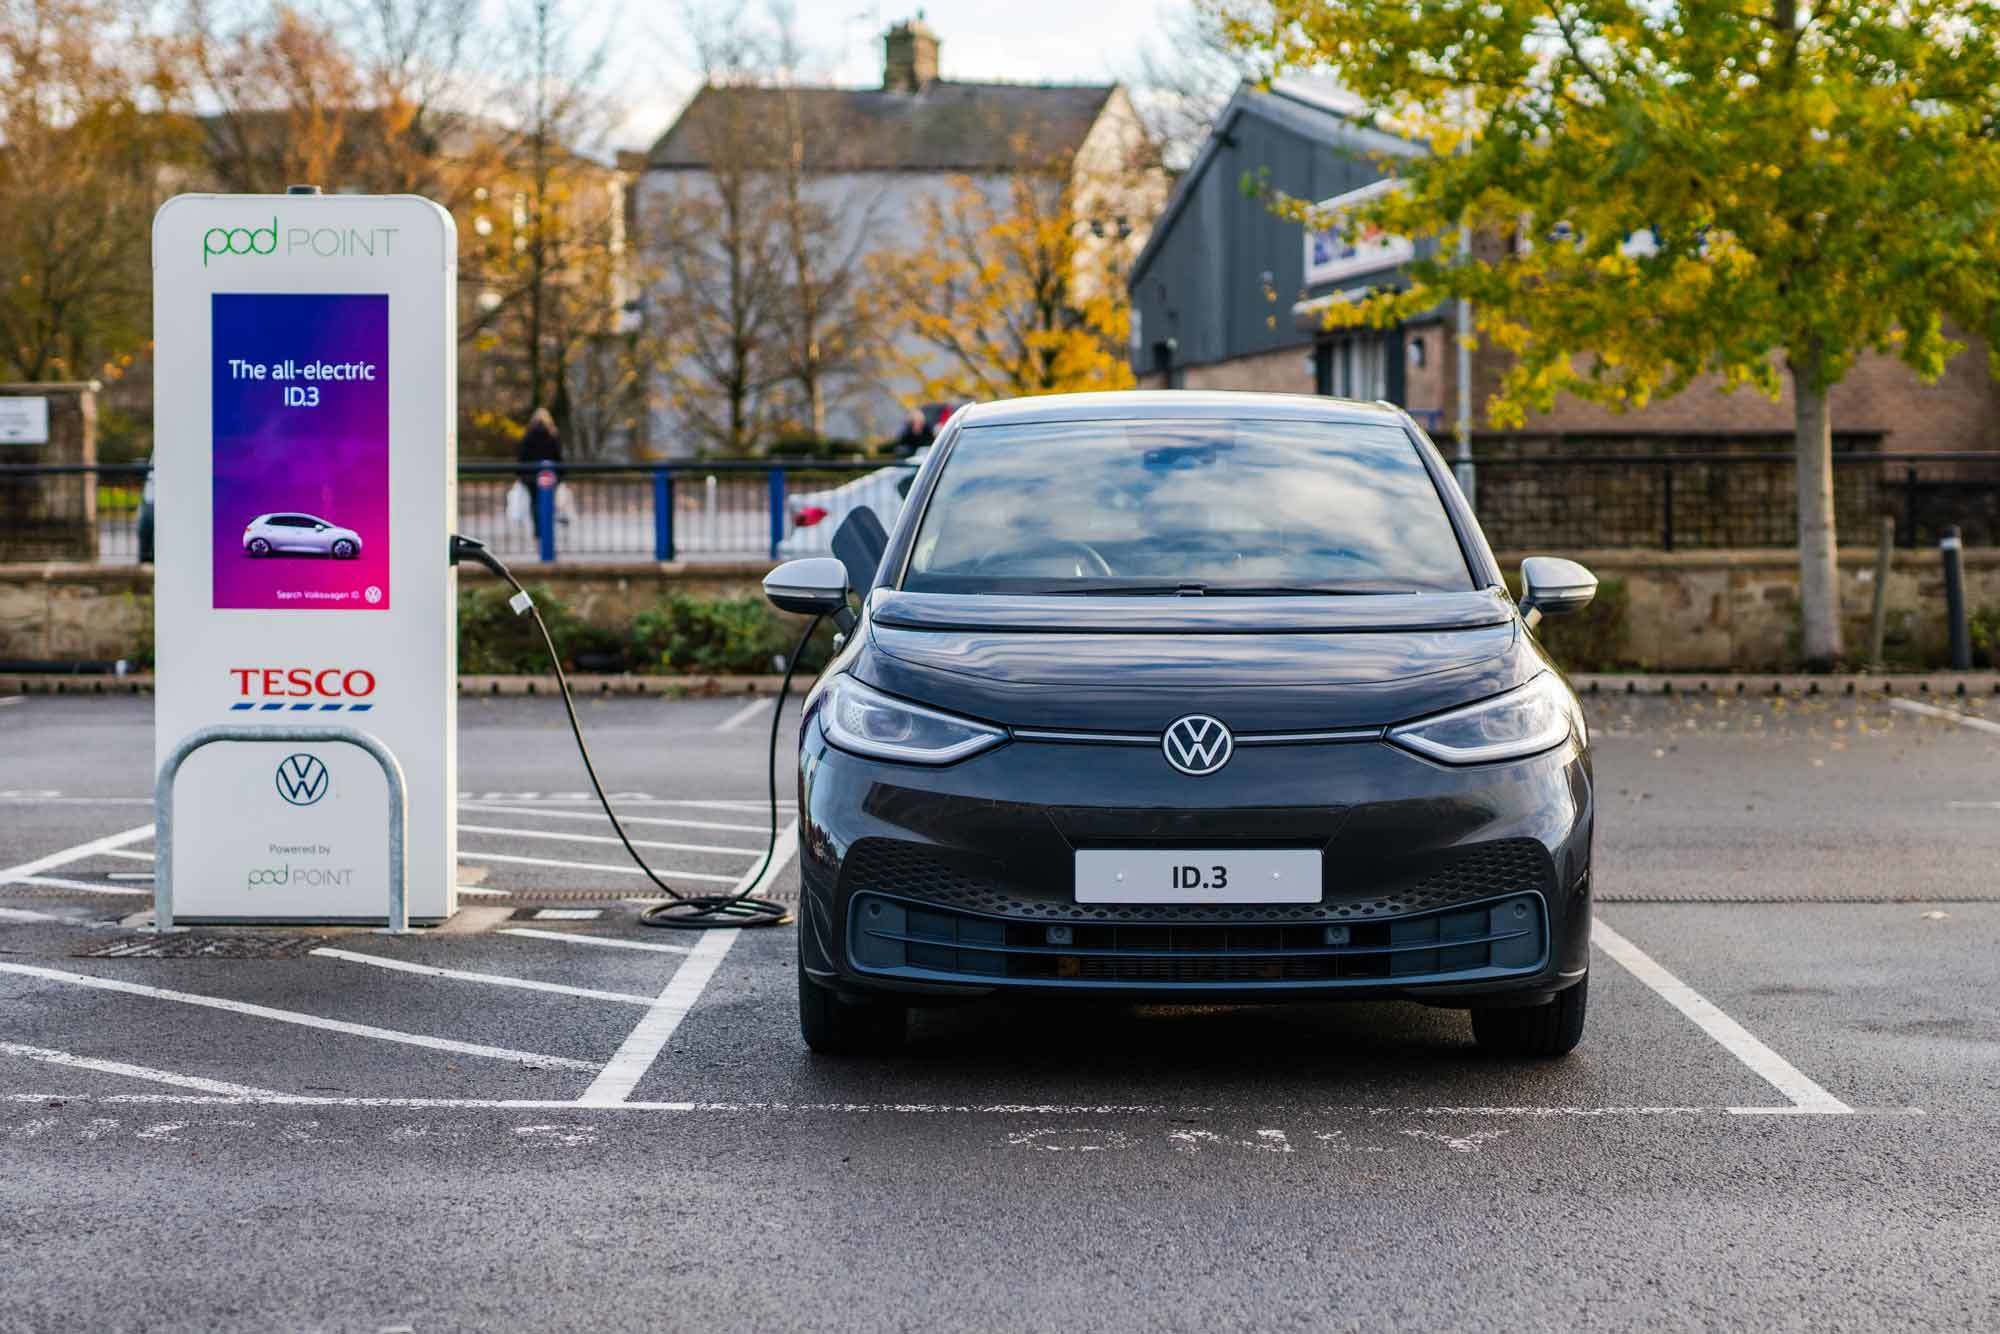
451, 534, 815, 929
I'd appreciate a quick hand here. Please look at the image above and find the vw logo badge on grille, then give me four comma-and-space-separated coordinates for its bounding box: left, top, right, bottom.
275, 753, 330, 806
1162, 715, 1233, 776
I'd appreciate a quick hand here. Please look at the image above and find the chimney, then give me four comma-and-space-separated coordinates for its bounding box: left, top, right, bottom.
883, 16, 940, 93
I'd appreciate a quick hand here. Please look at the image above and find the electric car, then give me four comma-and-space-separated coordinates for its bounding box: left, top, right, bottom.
765, 391, 1597, 1059
776, 449, 929, 558
242, 512, 363, 559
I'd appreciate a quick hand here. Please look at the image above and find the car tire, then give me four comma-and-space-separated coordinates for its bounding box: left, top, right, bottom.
331, 539, 357, 559
798, 947, 906, 1055
1471, 974, 1587, 1059
247, 538, 271, 556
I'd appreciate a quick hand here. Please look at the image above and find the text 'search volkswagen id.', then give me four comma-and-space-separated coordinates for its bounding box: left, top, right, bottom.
764, 391, 1600, 1058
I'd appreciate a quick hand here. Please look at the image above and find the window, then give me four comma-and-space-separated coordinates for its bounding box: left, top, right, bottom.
1318, 333, 1388, 401
903, 419, 1472, 595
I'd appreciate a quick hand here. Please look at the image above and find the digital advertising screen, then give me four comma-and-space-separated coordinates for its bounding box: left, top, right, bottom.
211, 292, 390, 610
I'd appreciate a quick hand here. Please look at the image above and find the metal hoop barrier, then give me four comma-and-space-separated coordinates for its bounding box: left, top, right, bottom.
155, 725, 410, 934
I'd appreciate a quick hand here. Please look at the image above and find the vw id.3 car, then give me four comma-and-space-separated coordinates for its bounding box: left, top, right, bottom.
765, 391, 1598, 1058
242, 512, 363, 559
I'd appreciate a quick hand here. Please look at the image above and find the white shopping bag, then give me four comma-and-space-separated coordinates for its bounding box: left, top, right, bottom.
505, 481, 530, 523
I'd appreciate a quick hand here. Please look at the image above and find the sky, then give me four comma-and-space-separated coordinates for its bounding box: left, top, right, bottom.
610, 0, 1182, 150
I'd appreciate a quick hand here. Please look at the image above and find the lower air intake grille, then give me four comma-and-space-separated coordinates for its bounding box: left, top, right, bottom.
846, 890, 1548, 989
838, 837, 1551, 925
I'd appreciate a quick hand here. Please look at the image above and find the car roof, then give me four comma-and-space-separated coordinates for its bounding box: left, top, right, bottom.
949, 390, 1410, 429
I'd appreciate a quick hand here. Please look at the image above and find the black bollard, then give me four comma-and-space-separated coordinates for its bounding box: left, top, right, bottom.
1942, 525, 1970, 670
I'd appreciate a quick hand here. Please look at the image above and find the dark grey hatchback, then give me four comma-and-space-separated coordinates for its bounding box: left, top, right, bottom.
764, 391, 1599, 1058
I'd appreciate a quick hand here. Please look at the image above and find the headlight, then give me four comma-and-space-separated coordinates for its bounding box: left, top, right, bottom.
1388, 672, 1578, 765
820, 674, 1006, 765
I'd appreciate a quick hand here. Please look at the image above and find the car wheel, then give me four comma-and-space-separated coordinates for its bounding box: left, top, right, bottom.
798, 946, 906, 1055
331, 539, 357, 559
247, 538, 271, 556
1471, 974, 1587, 1059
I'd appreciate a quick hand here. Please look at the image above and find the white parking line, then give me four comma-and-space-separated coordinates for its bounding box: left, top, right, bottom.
499, 927, 694, 955
0, 906, 71, 923
716, 697, 773, 732
458, 850, 740, 883
0, 961, 597, 1071
0, 824, 154, 887
310, 947, 661, 1006
457, 822, 759, 859
0, 1041, 285, 1097
1591, 918, 1852, 1115
577, 823, 798, 1107
579, 930, 738, 1106
458, 801, 767, 834
1889, 697, 2000, 737
0, 696, 21, 708
100, 848, 155, 862
9, 875, 148, 896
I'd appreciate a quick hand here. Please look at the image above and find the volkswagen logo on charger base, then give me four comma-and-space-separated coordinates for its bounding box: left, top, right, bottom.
275, 754, 330, 806
1163, 715, 1234, 776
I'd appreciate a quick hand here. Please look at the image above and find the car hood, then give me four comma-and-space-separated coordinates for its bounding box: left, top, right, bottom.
857, 589, 1533, 732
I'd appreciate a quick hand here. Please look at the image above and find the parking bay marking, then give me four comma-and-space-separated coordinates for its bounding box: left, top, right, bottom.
457, 823, 760, 859
1888, 697, 2000, 737
457, 800, 769, 835
715, 697, 773, 732
0, 823, 154, 888
457, 850, 739, 883
0, 961, 597, 1072
311, 946, 661, 1006
577, 823, 798, 1107
499, 927, 693, 955
1591, 917, 1852, 1115
0, 1041, 285, 1098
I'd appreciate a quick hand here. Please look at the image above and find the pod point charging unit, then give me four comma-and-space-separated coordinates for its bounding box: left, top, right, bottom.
151, 193, 457, 925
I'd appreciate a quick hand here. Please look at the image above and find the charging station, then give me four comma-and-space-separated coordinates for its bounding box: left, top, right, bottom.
152, 193, 458, 923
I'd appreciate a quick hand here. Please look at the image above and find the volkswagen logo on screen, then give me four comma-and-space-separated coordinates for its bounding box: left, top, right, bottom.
275, 753, 330, 806
1162, 715, 1233, 776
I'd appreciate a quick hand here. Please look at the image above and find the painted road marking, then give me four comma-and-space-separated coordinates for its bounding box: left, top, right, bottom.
1889, 697, 2000, 737
716, 697, 773, 732
99, 848, 154, 862
457, 850, 740, 883
457, 822, 759, 859
0, 906, 73, 923
461, 795, 769, 810
1592, 917, 1852, 1115
0, 961, 597, 1072
500, 927, 694, 955
310, 947, 659, 1006
0, 697, 21, 708
0, 1042, 285, 1097
577, 823, 798, 1106
457, 801, 767, 835
9, 875, 148, 896
0, 1094, 1924, 1116
0, 824, 154, 887
531, 908, 602, 921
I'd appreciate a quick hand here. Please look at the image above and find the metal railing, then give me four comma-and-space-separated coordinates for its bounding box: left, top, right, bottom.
4, 450, 1998, 565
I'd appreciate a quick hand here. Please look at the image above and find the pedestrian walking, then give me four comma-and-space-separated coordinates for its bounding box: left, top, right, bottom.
514, 407, 562, 545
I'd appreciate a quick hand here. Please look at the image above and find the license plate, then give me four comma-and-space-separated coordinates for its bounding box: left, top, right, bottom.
1073, 849, 1321, 905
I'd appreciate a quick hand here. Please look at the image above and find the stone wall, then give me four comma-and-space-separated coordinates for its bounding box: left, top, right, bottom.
3, 552, 1995, 672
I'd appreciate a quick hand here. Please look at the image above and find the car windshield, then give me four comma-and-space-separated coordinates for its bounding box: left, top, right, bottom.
901, 419, 1474, 594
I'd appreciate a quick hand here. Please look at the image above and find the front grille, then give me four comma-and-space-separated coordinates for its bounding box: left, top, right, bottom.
837, 837, 1551, 925
846, 890, 1547, 989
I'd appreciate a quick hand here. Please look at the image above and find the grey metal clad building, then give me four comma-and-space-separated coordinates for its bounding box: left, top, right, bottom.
1127, 79, 1445, 427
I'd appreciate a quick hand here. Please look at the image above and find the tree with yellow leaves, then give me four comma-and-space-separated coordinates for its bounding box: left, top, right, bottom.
864, 164, 1137, 404
1223, 0, 2000, 667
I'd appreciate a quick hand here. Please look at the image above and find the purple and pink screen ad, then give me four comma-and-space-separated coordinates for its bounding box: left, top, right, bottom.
211, 292, 390, 611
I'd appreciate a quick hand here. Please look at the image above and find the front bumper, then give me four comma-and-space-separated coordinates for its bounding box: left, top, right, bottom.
797, 719, 1593, 1005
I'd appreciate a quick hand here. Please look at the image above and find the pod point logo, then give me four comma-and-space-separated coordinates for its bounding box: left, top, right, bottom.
201, 216, 400, 266
275, 753, 330, 806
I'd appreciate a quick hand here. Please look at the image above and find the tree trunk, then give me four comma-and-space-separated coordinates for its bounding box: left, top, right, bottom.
1793, 375, 1842, 667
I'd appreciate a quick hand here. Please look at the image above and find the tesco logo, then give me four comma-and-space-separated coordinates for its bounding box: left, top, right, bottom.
228, 668, 378, 713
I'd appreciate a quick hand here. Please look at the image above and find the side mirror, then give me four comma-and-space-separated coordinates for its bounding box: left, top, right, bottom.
1519, 556, 1597, 631
830, 506, 889, 599
764, 557, 850, 618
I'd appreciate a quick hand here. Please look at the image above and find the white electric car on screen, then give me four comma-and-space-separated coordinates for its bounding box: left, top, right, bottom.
242, 512, 363, 559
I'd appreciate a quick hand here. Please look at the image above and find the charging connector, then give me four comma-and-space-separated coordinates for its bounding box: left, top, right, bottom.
451, 533, 811, 929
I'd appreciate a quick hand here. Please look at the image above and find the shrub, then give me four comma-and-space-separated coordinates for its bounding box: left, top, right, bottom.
633, 593, 835, 674
1971, 607, 2000, 670
458, 584, 626, 674
459, 584, 835, 677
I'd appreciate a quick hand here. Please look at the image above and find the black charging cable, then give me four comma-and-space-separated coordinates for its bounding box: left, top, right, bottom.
451, 533, 815, 929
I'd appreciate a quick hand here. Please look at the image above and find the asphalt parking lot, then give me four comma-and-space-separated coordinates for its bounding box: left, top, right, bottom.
3, 688, 1998, 1332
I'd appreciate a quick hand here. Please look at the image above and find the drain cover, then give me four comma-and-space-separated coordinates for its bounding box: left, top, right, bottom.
80, 933, 323, 959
